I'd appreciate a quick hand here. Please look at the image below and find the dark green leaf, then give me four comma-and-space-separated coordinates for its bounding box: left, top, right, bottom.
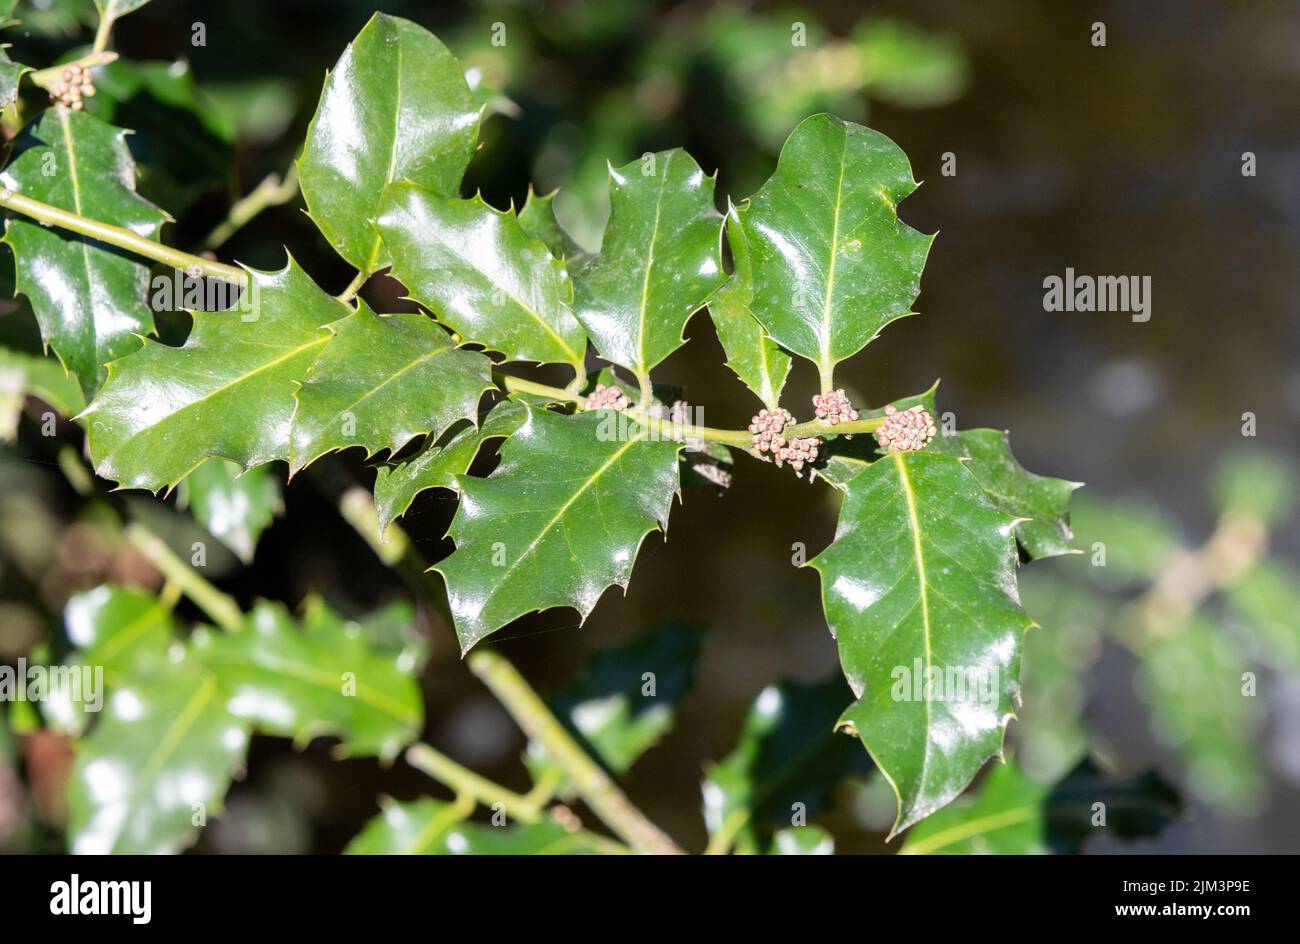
709, 203, 790, 409
379, 186, 588, 370
290, 305, 492, 472
529, 622, 703, 787
299, 13, 479, 273
573, 149, 725, 378
372, 398, 526, 535
736, 114, 932, 379
927, 428, 1081, 559
703, 675, 868, 853
1, 108, 168, 395
518, 187, 586, 262
812, 451, 1032, 838
436, 406, 681, 652
82, 257, 348, 491
901, 757, 1181, 854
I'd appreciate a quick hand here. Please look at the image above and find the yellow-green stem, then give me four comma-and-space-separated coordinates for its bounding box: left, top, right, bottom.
201, 165, 300, 251
0, 189, 247, 284
466, 646, 685, 855
125, 522, 242, 631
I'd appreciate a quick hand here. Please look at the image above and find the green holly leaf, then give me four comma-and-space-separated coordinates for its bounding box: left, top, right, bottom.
736, 114, 932, 380
289, 305, 492, 473
518, 187, 586, 263
177, 458, 282, 564
345, 799, 589, 855
900, 757, 1181, 854
379, 186, 587, 370
0, 109, 168, 395
528, 622, 703, 790
0, 47, 29, 108
66, 649, 248, 854
811, 451, 1033, 838
769, 825, 834, 854
709, 203, 790, 409
82, 257, 348, 491
299, 13, 480, 273
43, 584, 176, 734
192, 600, 422, 760
436, 406, 682, 652
0, 347, 84, 439
928, 428, 1081, 560
572, 149, 725, 378
373, 398, 526, 535
702, 675, 868, 853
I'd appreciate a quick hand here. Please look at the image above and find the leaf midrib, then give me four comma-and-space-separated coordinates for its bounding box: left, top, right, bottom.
894, 451, 935, 804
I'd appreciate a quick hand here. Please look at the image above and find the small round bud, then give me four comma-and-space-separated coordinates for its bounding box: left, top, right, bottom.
585, 383, 631, 412
874, 404, 937, 452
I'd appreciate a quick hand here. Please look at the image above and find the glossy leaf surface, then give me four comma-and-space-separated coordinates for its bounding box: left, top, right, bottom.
82, 258, 347, 491
572, 149, 725, 377
708, 204, 790, 408
736, 114, 931, 376
299, 13, 479, 272
372, 398, 526, 535
379, 186, 587, 369
1, 108, 168, 395
436, 406, 681, 651
928, 428, 1080, 559
290, 305, 492, 472
812, 451, 1032, 837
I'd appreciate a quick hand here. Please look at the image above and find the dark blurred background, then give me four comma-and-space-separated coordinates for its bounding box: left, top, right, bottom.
2, 0, 1299, 853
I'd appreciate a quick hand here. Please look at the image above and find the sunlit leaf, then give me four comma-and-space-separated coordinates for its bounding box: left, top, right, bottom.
572, 149, 725, 378
289, 305, 492, 472
177, 458, 282, 564
82, 257, 348, 491
379, 186, 588, 370
299, 13, 479, 273
0, 108, 168, 395
736, 114, 932, 380
436, 406, 681, 652
812, 451, 1032, 838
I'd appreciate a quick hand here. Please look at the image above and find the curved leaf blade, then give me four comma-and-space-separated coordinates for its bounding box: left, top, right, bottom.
298, 13, 479, 272
811, 451, 1033, 838
177, 458, 282, 563
708, 203, 790, 408
289, 306, 492, 472
1, 108, 168, 395
573, 149, 725, 377
373, 397, 527, 534
82, 257, 347, 491
379, 186, 587, 368
66, 651, 248, 854
927, 428, 1081, 560
737, 114, 932, 376
192, 601, 422, 760
436, 406, 682, 652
